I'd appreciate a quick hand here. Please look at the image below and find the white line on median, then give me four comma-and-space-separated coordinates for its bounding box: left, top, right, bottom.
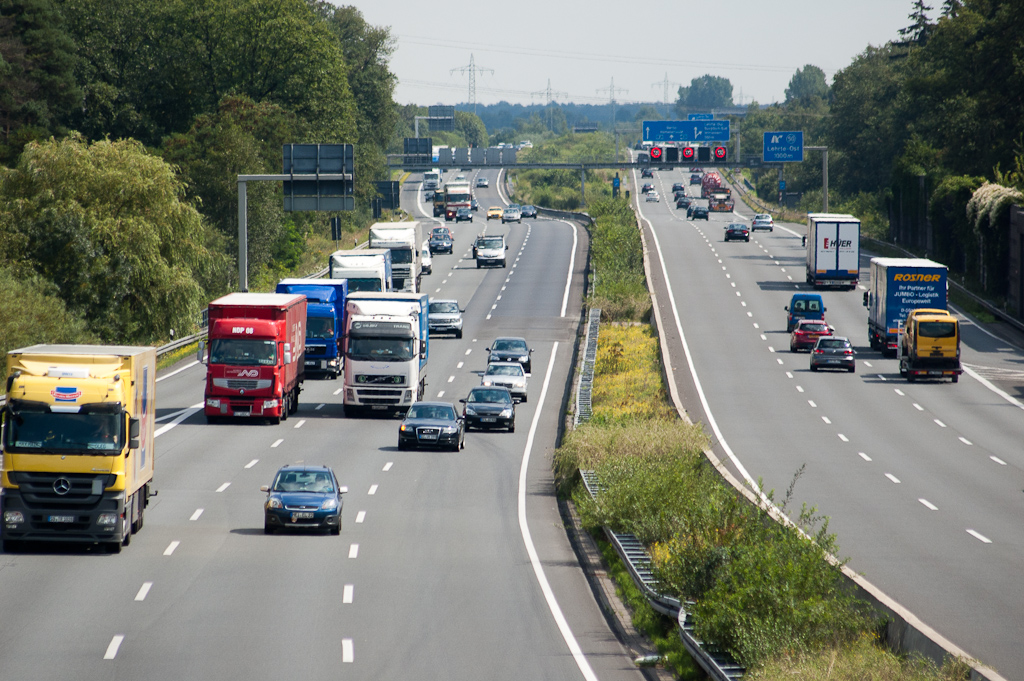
155, 402, 203, 437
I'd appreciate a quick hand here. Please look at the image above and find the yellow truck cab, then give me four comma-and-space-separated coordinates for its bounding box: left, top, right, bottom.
898, 309, 962, 382
1, 345, 156, 552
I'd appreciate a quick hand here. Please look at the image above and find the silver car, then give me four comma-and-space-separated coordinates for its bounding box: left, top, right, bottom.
751, 214, 774, 232
480, 362, 528, 402
428, 299, 463, 338
502, 207, 521, 224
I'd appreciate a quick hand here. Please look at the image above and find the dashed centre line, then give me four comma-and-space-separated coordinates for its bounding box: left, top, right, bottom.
215, 482, 230, 493
189, 509, 204, 521
134, 582, 153, 601
348, 544, 359, 558
368, 485, 378, 495
163, 541, 180, 556
104, 635, 125, 660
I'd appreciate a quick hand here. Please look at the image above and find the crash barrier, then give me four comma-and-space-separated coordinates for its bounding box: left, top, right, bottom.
574, 309, 601, 425
579, 469, 743, 681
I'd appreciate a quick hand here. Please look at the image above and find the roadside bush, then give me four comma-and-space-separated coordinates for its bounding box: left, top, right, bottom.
587, 198, 649, 322
590, 325, 675, 424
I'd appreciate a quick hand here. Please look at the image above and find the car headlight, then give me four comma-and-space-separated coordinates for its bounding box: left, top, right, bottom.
441, 426, 458, 434
465, 406, 478, 416
500, 408, 513, 418
482, 380, 493, 386
519, 355, 529, 362
400, 424, 409, 432
321, 498, 339, 511
267, 497, 283, 509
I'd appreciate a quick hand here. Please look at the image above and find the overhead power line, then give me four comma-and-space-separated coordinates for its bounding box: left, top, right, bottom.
450, 54, 493, 116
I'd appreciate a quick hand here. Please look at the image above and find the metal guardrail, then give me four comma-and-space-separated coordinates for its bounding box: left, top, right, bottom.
579, 469, 743, 681
574, 309, 601, 425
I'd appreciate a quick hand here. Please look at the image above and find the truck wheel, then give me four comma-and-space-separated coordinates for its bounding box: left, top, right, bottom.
2, 540, 22, 553
289, 390, 299, 414
106, 542, 122, 554
907, 373, 916, 383
280, 396, 289, 422
898, 361, 906, 377
952, 374, 959, 383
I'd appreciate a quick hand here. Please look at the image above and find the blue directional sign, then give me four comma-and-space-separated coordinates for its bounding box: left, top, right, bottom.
643, 120, 731, 143
687, 113, 714, 121
763, 131, 804, 162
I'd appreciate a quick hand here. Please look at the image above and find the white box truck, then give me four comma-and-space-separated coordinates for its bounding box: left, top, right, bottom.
329, 248, 393, 293
805, 213, 861, 290
368, 222, 423, 293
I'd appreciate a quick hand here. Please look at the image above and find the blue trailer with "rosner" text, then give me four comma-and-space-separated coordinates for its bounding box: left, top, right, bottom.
863, 257, 947, 355
276, 279, 349, 379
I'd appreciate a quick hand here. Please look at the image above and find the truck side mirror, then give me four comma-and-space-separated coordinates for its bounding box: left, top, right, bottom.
129, 417, 141, 449
197, 340, 207, 364
863, 292, 869, 307
283, 342, 292, 365
420, 340, 427, 358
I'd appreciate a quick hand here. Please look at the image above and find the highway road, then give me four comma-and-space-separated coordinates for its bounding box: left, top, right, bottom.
635, 165, 1024, 678
0, 170, 652, 681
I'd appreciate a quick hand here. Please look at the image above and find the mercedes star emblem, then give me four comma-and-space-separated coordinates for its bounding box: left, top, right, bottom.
53, 478, 72, 495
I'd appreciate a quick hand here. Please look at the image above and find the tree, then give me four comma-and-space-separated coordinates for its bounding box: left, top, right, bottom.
0, 136, 230, 342
785, 65, 829, 104
0, 0, 80, 164
0, 265, 94, 359
899, 0, 934, 45
455, 110, 487, 147
676, 75, 733, 113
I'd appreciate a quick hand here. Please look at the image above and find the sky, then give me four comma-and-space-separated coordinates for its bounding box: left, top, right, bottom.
353, 0, 928, 108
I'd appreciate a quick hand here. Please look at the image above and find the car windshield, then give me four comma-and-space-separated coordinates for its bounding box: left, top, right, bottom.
307, 317, 334, 339
272, 470, 334, 493
486, 364, 523, 376
819, 339, 850, 349
801, 324, 828, 333
478, 238, 503, 248
468, 389, 511, 404
407, 405, 455, 420
432, 229, 449, 236
430, 302, 460, 314
492, 339, 526, 352
210, 339, 276, 365
346, 337, 416, 362
729, 224, 744, 229
458, 208, 470, 215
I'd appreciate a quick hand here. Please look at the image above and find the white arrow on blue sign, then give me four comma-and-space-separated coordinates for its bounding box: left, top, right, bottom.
763, 131, 804, 162
643, 120, 730, 142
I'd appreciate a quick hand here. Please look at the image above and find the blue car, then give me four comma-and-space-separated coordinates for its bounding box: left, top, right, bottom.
262, 465, 346, 535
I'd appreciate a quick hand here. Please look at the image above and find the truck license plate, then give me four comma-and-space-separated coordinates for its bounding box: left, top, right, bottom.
48, 515, 75, 523
305, 360, 316, 367
235, 411, 250, 417
928, 370, 943, 376
291, 512, 314, 521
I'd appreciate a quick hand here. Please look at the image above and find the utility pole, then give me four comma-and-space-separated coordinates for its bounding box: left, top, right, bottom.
450, 54, 493, 116
651, 72, 680, 116
531, 79, 567, 131
596, 78, 628, 135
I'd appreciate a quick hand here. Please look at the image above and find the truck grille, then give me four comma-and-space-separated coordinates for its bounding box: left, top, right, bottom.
9, 472, 111, 508
356, 388, 404, 405
356, 374, 405, 385
213, 378, 272, 390
306, 345, 328, 358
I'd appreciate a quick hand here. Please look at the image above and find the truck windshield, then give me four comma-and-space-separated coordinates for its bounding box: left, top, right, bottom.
390, 248, 413, 265
209, 339, 277, 365
307, 317, 335, 340
347, 278, 382, 292
918, 321, 956, 338
347, 338, 416, 362
4, 407, 122, 454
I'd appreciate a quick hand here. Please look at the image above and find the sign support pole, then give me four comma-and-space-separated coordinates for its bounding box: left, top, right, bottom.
238, 180, 248, 292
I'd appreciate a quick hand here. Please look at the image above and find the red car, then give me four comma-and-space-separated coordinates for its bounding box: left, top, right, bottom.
790, 319, 833, 352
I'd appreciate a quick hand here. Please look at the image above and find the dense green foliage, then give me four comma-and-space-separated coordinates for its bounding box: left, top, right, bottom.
0, 0, 399, 358
675, 75, 734, 113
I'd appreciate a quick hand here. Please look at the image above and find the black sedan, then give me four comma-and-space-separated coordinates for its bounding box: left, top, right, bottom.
429, 229, 453, 254
455, 207, 473, 222
641, 168, 654, 178
676, 196, 692, 209
460, 387, 515, 431
671, 183, 685, 192
725, 222, 750, 242
487, 336, 533, 374
398, 402, 465, 451
520, 205, 538, 219
261, 465, 346, 535
690, 206, 709, 220
641, 183, 655, 194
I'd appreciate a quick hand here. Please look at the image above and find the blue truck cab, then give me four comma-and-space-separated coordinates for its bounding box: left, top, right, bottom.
275, 279, 349, 378
785, 293, 826, 332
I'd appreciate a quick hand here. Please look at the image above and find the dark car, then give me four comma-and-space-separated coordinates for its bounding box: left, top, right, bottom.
691, 206, 709, 220
487, 336, 533, 374
455, 207, 473, 222
471, 198, 480, 211
520, 205, 538, 219
724, 223, 750, 242
676, 196, 692, 209
397, 402, 465, 451
262, 465, 346, 535
790, 319, 834, 352
641, 168, 654, 178
671, 183, 685, 192
810, 336, 855, 373
690, 174, 702, 185
641, 183, 655, 194
460, 387, 516, 431
429, 228, 453, 254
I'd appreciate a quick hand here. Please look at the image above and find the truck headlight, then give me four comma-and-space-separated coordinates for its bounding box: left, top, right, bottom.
3, 511, 24, 524
403, 390, 413, 402
206, 398, 221, 408
97, 512, 119, 526
346, 389, 355, 401
263, 399, 279, 409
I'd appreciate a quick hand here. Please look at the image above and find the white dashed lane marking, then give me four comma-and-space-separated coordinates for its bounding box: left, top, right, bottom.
343, 585, 354, 604
163, 541, 180, 556
368, 485, 378, 495
134, 583, 153, 601
348, 544, 359, 558
104, 635, 124, 660
383, 462, 393, 471
967, 529, 992, 544
246, 459, 260, 467
885, 473, 901, 484
189, 509, 203, 521
919, 499, 938, 511
215, 482, 230, 493
356, 511, 366, 523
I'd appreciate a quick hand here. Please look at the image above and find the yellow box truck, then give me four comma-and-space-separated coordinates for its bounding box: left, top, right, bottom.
1, 345, 156, 553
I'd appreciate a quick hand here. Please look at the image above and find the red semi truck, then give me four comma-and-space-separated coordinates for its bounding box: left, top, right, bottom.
701, 172, 722, 199
200, 293, 306, 424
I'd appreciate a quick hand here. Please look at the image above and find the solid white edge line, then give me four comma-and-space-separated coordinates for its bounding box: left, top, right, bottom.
154, 403, 203, 438
556, 220, 578, 318
517, 343, 599, 681
961, 364, 1024, 411
156, 360, 199, 382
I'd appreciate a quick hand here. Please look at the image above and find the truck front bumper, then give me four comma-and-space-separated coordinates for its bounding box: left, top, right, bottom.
1, 489, 124, 544
345, 387, 416, 410
205, 396, 282, 418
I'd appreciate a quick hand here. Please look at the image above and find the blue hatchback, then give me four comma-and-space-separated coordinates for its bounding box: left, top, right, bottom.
785, 293, 826, 332
262, 465, 346, 535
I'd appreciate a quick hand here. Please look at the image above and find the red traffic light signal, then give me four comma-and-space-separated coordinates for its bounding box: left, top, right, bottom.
649, 146, 663, 160
713, 146, 727, 161
681, 146, 695, 160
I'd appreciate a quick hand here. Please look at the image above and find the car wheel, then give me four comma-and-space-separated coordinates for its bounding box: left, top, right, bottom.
849, 366, 856, 373
810, 365, 818, 372
330, 525, 341, 536
455, 330, 463, 339
264, 522, 274, 535
501, 260, 506, 267
476, 261, 481, 269
397, 439, 407, 451
509, 421, 515, 433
